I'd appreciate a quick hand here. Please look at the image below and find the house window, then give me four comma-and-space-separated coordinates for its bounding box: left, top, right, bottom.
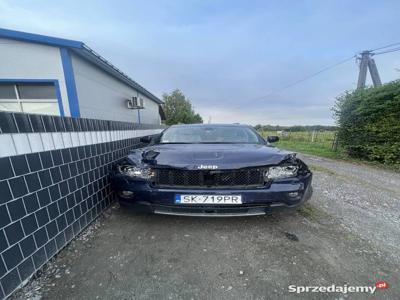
0, 83, 60, 115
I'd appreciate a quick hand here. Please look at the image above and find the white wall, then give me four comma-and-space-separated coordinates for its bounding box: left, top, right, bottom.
0, 128, 163, 157
0, 37, 70, 116
71, 53, 161, 124
139, 93, 162, 125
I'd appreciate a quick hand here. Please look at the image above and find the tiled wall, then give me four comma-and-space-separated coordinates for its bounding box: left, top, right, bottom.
0, 112, 164, 299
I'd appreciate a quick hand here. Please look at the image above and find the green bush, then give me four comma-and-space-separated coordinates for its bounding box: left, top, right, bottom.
333, 80, 400, 165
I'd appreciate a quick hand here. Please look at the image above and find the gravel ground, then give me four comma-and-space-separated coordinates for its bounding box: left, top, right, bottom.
299, 154, 400, 263
11, 154, 400, 300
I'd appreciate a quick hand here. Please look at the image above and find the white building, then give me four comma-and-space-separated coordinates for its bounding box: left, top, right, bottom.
0, 28, 164, 124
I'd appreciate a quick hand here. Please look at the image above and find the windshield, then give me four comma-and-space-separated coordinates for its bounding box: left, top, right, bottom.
160, 126, 263, 144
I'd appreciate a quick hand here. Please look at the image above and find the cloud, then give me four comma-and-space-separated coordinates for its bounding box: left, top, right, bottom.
0, 0, 399, 125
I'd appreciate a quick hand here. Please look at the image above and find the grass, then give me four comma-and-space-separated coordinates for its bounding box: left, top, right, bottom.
259, 130, 345, 159
259, 130, 400, 172
275, 140, 346, 159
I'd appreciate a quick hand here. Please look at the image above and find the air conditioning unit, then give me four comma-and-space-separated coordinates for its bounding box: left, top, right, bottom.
126, 97, 144, 109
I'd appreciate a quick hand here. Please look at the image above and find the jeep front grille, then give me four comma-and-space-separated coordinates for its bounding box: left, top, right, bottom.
153, 168, 266, 188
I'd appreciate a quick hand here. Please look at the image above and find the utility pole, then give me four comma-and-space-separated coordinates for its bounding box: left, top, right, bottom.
357, 51, 382, 89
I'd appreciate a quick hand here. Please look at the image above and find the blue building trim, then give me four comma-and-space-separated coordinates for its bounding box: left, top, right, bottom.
53, 80, 65, 116
0, 27, 83, 48
60, 48, 80, 117
0, 79, 64, 116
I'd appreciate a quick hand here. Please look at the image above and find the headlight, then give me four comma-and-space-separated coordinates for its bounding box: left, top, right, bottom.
119, 165, 154, 180
265, 165, 298, 180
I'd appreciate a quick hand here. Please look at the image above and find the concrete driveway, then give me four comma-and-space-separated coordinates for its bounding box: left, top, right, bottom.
12, 154, 400, 299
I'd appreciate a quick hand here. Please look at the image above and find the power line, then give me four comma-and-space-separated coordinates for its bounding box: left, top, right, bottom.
268, 55, 356, 93
234, 55, 356, 107
371, 42, 400, 52
374, 46, 400, 56
234, 41, 400, 108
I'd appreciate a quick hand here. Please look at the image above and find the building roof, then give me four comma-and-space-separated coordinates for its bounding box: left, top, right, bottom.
0, 28, 163, 104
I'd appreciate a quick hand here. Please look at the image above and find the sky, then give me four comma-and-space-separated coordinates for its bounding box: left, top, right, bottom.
1, 0, 399, 125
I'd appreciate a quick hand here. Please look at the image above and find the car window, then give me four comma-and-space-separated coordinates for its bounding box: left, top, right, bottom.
160, 126, 262, 144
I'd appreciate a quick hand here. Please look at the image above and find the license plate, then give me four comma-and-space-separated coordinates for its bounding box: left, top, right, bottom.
175, 194, 242, 205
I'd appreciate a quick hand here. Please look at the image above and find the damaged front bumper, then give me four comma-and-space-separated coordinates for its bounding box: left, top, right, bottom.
111, 172, 313, 217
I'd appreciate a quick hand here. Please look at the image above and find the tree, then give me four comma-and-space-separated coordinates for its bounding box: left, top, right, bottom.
162, 89, 203, 125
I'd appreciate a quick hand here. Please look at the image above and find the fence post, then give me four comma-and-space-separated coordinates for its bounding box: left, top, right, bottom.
331, 132, 339, 151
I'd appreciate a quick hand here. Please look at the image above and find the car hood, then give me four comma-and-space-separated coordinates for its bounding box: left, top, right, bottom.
127, 144, 295, 170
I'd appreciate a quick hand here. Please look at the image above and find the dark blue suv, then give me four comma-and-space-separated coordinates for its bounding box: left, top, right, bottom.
111, 124, 312, 216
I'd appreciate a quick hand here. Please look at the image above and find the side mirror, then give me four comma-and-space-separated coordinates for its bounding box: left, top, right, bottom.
267, 136, 279, 143
140, 136, 152, 143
